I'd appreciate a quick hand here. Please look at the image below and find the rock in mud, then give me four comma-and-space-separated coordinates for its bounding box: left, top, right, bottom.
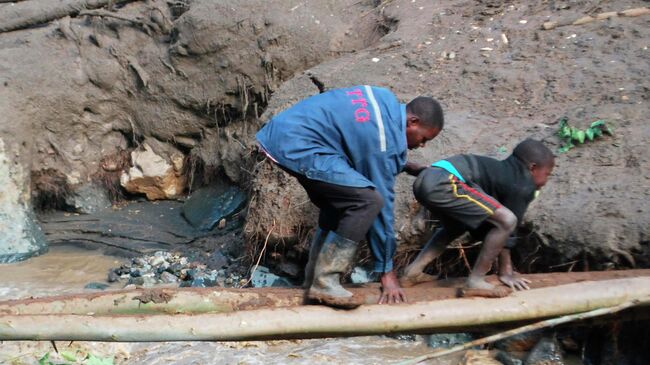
276, 260, 300, 278
127, 277, 145, 286
206, 251, 229, 270
495, 351, 524, 365
181, 185, 246, 231
250, 266, 292, 288
107, 270, 120, 283
120, 143, 186, 200
495, 330, 544, 352
425, 333, 475, 349
525, 335, 564, 365
181, 270, 219, 288
386, 334, 418, 342
84, 282, 110, 290
160, 271, 179, 283
64, 183, 112, 214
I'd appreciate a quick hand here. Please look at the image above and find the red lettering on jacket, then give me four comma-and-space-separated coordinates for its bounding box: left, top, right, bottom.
354, 108, 370, 122
347, 88, 371, 123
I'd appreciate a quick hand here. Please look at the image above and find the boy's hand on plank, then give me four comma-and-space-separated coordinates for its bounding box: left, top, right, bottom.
499, 273, 531, 291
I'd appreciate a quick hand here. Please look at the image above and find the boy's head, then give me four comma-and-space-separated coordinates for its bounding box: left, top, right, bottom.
513, 139, 555, 189
405, 97, 443, 149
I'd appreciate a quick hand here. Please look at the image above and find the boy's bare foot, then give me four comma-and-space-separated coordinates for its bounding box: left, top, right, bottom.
466, 275, 495, 290
399, 272, 436, 288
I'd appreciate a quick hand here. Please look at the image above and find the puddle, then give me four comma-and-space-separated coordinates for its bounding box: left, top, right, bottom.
0, 245, 126, 300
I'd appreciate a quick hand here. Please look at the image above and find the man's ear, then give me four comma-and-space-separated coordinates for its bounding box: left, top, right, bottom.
528, 162, 538, 172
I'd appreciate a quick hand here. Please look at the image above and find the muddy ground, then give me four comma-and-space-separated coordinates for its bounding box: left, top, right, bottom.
246, 0, 650, 274
0, 1, 648, 279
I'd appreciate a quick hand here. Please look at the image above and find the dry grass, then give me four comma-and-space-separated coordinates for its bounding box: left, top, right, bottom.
31, 168, 71, 211
92, 148, 131, 202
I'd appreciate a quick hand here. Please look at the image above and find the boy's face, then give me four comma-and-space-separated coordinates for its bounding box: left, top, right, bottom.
530, 160, 554, 189
405, 116, 440, 150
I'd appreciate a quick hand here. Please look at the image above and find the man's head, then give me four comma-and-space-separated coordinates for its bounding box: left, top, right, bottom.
513, 139, 555, 189
405, 97, 443, 149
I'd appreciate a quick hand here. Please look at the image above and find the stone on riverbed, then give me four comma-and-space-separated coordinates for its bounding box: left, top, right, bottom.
181, 185, 246, 231
525, 335, 564, 365
120, 142, 186, 200
84, 282, 110, 290
250, 266, 292, 288
426, 333, 475, 349
64, 183, 112, 214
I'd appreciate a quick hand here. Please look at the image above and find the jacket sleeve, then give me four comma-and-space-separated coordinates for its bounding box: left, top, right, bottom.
366, 158, 399, 273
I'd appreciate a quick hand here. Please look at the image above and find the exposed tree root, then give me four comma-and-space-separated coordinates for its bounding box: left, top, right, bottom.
78, 7, 166, 35
30, 168, 71, 211
92, 148, 131, 202
0, 0, 135, 33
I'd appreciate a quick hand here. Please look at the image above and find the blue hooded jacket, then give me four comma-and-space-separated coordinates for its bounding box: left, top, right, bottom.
256, 85, 407, 273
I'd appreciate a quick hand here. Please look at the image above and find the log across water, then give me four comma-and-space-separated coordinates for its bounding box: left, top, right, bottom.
1, 276, 649, 341
2, 269, 650, 316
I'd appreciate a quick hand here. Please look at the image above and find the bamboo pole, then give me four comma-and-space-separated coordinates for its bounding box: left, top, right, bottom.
396, 296, 650, 365
1, 277, 650, 342
0, 287, 306, 316
2, 270, 650, 316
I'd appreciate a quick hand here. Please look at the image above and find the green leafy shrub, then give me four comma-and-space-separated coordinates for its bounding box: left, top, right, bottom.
557, 117, 613, 153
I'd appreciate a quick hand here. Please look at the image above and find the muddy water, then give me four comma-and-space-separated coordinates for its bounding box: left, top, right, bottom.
0, 246, 451, 365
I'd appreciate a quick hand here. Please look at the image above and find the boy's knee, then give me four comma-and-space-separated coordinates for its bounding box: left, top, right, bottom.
493, 207, 517, 232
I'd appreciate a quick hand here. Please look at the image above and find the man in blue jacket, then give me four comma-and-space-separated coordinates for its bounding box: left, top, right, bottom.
256, 85, 443, 308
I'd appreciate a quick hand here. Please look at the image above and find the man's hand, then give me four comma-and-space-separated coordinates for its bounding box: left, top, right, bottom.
379, 270, 407, 304
403, 161, 427, 177
499, 273, 531, 291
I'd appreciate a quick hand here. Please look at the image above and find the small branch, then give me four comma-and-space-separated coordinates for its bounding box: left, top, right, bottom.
241, 221, 275, 287
126, 56, 150, 89
78, 8, 147, 27
542, 7, 650, 30
397, 296, 650, 365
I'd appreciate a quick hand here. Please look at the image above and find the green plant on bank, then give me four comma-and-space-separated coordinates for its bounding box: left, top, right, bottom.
557, 117, 613, 153
38, 351, 113, 365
